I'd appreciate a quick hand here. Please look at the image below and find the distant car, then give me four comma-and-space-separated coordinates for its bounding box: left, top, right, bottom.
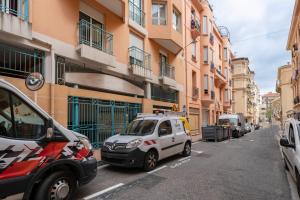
280, 118, 300, 196
254, 124, 260, 130
245, 123, 251, 133
218, 114, 246, 138
101, 113, 192, 171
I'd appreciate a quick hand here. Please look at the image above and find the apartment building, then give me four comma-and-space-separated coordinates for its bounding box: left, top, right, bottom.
0, 0, 233, 146
287, 0, 300, 113
261, 92, 280, 122
0, 0, 187, 148
199, 1, 233, 127
276, 64, 293, 123
232, 57, 259, 123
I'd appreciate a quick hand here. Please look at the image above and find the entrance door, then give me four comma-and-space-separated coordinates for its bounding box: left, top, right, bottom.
202, 109, 209, 127
189, 114, 199, 135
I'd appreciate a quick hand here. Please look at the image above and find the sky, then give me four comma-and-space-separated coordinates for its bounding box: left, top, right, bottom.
209, 0, 295, 94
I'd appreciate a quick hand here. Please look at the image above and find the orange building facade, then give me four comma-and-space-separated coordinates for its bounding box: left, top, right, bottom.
0, 0, 233, 147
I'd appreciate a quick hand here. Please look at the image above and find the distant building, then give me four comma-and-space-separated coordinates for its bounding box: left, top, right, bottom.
261, 92, 280, 122
232, 57, 260, 123
276, 64, 293, 123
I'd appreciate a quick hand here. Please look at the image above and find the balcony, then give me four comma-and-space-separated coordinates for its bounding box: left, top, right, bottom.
77, 19, 116, 67
0, 43, 44, 78
209, 33, 214, 45
160, 63, 176, 87
0, 0, 31, 39
191, 18, 201, 39
129, 46, 152, 79
151, 84, 178, 103
96, 0, 124, 19
192, 87, 199, 99
210, 62, 215, 72
214, 69, 226, 87
128, 0, 147, 35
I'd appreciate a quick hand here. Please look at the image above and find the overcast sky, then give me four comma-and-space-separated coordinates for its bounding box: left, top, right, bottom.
209, 0, 295, 94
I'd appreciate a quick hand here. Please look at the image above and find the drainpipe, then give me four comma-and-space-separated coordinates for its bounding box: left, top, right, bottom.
184, 0, 188, 116
50, 48, 55, 117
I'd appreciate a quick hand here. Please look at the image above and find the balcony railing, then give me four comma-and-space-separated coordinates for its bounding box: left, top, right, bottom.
79, 19, 113, 55
160, 63, 175, 80
193, 87, 199, 98
151, 85, 178, 103
129, 46, 151, 78
0, 0, 29, 21
216, 69, 226, 79
210, 62, 215, 72
0, 43, 44, 78
191, 18, 201, 39
209, 33, 214, 45
129, 0, 145, 27
211, 91, 215, 100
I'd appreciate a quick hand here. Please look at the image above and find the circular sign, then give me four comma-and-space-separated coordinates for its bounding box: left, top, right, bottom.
25, 72, 45, 91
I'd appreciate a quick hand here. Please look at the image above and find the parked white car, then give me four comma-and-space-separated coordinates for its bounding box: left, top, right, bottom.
280, 118, 300, 196
101, 113, 192, 171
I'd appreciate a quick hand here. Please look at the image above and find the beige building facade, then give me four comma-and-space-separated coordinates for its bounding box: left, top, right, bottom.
232, 57, 259, 123
276, 64, 294, 123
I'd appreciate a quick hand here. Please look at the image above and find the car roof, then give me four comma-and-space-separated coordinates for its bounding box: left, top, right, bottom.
219, 114, 239, 119
135, 115, 180, 121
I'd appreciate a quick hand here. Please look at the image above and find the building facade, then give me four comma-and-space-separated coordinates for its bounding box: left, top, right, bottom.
287, 0, 300, 113
276, 64, 293, 123
261, 92, 280, 122
232, 58, 259, 123
0, 0, 233, 147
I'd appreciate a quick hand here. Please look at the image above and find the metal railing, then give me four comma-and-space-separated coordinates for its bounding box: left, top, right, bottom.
0, 0, 29, 21
160, 63, 175, 79
128, 0, 145, 27
129, 46, 151, 77
216, 69, 226, 79
191, 18, 201, 32
151, 85, 178, 103
79, 19, 113, 55
0, 43, 44, 78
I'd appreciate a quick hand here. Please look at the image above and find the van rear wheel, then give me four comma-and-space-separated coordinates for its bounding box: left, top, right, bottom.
182, 142, 191, 157
34, 171, 76, 200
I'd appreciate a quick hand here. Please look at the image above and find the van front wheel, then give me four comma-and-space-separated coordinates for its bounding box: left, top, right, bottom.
143, 150, 158, 172
35, 171, 76, 200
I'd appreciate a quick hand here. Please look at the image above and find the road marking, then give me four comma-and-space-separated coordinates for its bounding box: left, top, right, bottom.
249, 140, 254, 142
147, 165, 167, 174
83, 183, 124, 200
171, 159, 191, 169
178, 156, 191, 162
97, 164, 109, 170
191, 150, 203, 154
192, 141, 199, 145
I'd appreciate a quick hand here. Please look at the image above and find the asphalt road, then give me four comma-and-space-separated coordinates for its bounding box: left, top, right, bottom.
76, 126, 291, 200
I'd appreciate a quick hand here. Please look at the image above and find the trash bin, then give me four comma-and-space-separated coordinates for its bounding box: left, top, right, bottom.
202, 126, 224, 142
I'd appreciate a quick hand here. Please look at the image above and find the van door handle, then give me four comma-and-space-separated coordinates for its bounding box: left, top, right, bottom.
172, 137, 175, 142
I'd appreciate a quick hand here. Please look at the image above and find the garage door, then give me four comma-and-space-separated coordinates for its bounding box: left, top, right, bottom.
189, 114, 199, 135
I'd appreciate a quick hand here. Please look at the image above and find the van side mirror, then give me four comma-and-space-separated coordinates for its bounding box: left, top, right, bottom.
159, 128, 168, 137
280, 138, 295, 149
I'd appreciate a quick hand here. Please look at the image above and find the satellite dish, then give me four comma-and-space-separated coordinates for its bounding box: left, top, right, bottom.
25, 72, 45, 91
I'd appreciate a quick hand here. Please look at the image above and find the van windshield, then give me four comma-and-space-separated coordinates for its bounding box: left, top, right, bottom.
122, 120, 158, 136
219, 118, 238, 126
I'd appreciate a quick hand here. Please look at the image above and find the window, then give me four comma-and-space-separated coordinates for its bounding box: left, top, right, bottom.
123, 120, 158, 136
203, 47, 208, 63
204, 75, 209, 91
172, 119, 184, 133
225, 68, 228, 80
172, 8, 181, 32
129, 0, 144, 26
224, 47, 228, 61
203, 16, 208, 34
219, 45, 221, 59
129, 33, 144, 65
192, 71, 196, 88
152, 3, 166, 25
289, 125, 295, 146
158, 120, 172, 136
211, 77, 214, 91
225, 89, 229, 101
210, 48, 214, 63
192, 42, 196, 60
0, 88, 46, 140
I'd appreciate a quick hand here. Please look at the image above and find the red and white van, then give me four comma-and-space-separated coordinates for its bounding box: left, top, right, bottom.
0, 79, 97, 200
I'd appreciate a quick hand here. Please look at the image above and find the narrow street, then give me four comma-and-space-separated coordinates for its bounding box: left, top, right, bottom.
76, 126, 291, 200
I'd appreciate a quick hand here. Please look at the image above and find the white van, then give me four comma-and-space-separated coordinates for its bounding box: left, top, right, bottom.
218, 114, 246, 138
101, 113, 192, 171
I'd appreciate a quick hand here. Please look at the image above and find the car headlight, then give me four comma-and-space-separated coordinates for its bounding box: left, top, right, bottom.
126, 138, 143, 149
79, 137, 93, 151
